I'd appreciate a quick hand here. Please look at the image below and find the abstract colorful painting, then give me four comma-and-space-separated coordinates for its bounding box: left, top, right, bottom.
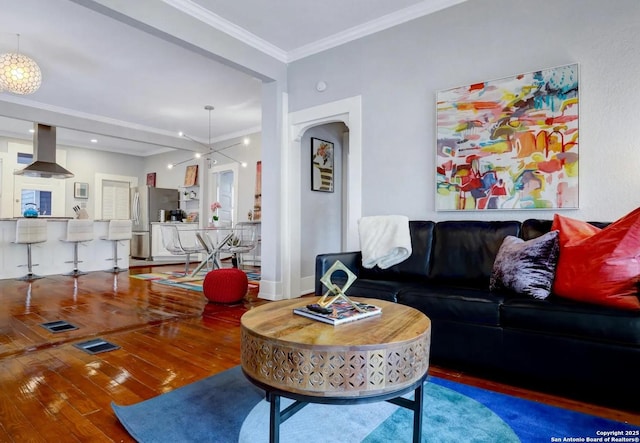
436, 64, 579, 211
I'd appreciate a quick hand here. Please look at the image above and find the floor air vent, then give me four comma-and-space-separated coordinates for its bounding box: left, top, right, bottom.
40, 320, 79, 333
74, 338, 120, 354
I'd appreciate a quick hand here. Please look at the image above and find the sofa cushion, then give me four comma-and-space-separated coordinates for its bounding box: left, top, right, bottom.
552, 210, 640, 311
553, 214, 602, 246
501, 297, 640, 346
360, 221, 435, 282
490, 231, 559, 299
429, 220, 521, 287
398, 285, 504, 326
521, 219, 554, 241
343, 279, 409, 302
522, 218, 609, 241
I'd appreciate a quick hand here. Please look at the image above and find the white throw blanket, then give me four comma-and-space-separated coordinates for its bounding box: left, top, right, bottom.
358, 215, 412, 269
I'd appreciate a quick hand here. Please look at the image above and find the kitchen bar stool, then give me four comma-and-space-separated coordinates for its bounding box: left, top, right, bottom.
60, 219, 94, 276
101, 219, 132, 273
14, 218, 48, 281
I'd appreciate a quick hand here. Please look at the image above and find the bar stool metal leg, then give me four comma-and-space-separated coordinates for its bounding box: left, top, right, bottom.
109, 240, 128, 273
17, 243, 43, 281
64, 242, 87, 276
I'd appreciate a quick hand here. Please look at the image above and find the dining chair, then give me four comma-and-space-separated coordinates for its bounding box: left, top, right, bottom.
159, 225, 206, 276
224, 222, 259, 269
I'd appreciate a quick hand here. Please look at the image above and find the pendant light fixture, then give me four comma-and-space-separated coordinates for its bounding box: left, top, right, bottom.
0, 34, 42, 95
168, 105, 250, 169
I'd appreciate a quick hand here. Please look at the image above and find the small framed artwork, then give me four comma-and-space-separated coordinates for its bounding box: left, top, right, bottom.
74, 182, 89, 199
311, 137, 334, 192
146, 172, 157, 187
184, 165, 198, 187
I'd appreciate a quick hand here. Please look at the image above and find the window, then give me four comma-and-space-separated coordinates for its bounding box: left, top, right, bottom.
17, 152, 33, 165
21, 189, 52, 216
102, 180, 130, 219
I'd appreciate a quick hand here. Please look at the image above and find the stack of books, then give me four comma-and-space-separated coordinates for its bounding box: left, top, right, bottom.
293, 300, 381, 325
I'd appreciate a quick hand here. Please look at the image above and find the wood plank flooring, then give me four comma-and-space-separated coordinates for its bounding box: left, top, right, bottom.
0, 264, 637, 442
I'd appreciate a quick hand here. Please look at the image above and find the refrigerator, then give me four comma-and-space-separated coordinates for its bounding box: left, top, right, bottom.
130, 186, 180, 259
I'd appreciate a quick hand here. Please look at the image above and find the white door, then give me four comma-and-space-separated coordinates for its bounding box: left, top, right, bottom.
217, 170, 234, 226
210, 164, 238, 227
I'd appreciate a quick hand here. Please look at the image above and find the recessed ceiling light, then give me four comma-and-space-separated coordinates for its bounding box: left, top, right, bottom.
90, 139, 98, 143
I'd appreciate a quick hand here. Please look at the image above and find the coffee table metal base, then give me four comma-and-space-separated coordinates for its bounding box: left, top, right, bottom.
245, 372, 426, 443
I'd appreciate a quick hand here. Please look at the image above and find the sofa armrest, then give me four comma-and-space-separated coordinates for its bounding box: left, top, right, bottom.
315, 252, 362, 295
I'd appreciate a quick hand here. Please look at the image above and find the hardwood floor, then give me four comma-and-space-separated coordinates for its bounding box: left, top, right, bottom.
0, 265, 637, 442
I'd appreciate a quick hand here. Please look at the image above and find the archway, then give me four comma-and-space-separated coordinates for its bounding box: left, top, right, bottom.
283, 96, 362, 299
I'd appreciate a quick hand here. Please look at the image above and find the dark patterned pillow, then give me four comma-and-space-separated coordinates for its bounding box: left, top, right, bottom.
490, 230, 559, 299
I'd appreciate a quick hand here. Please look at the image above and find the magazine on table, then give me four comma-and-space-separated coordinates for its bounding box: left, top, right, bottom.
293, 299, 381, 325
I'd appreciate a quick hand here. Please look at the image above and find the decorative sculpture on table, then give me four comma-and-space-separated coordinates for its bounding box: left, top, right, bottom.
317, 260, 365, 312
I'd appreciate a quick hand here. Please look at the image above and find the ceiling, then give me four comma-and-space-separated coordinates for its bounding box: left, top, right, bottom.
0, 0, 464, 157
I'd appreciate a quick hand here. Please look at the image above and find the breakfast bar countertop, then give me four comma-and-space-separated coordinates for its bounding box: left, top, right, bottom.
0, 217, 75, 221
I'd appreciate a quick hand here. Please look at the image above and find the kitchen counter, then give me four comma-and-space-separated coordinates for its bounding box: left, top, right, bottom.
0, 217, 74, 221
0, 219, 127, 279
150, 221, 198, 224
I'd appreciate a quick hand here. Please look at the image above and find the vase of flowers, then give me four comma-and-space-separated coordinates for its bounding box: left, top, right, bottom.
210, 201, 221, 226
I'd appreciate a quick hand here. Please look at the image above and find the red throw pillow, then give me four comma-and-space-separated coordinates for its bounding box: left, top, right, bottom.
551, 213, 601, 247
551, 209, 640, 310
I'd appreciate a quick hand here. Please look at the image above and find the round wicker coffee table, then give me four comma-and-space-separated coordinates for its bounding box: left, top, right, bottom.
241, 297, 431, 443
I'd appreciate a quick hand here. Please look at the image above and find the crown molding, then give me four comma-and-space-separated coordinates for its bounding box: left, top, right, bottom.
161, 0, 289, 62
164, 0, 467, 63
288, 0, 467, 61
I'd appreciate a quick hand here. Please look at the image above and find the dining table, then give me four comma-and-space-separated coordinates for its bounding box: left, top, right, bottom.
184, 227, 234, 278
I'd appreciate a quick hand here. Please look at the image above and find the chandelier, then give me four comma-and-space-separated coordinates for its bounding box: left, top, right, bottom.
168, 105, 249, 169
0, 34, 42, 95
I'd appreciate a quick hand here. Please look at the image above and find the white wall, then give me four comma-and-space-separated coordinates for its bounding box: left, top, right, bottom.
300, 123, 346, 278
65, 145, 144, 218
140, 149, 193, 191
0, 137, 145, 219
287, 0, 640, 224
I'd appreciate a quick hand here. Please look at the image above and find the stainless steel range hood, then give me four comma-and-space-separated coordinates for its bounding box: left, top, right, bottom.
14, 124, 74, 179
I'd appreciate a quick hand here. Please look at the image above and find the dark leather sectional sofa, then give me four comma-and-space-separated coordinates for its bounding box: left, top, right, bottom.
315, 220, 640, 410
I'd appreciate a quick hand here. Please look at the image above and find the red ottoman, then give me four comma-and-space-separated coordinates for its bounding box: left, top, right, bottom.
202, 268, 248, 304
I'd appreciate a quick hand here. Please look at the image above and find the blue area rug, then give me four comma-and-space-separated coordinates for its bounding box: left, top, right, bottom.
113, 366, 638, 442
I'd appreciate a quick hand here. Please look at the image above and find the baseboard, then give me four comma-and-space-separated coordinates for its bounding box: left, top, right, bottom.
300, 275, 315, 296
258, 279, 282, 301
